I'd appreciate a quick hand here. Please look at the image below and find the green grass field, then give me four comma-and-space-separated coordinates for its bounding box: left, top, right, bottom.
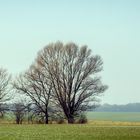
1, 112, 140, 140
0, 124, 140, 140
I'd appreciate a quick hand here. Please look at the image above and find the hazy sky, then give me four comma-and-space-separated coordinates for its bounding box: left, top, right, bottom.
0, 0, 140, 104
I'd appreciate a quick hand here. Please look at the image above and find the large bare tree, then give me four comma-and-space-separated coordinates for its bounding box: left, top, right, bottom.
36, 42, 108, 123
13, 66, 52, 124
0, 68, 11, 117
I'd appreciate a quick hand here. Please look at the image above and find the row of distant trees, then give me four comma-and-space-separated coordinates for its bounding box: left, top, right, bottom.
0, 42, 107, 124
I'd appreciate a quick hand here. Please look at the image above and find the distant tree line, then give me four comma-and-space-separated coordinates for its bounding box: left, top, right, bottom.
94, 103, 140, 112
0, 42, 107, 124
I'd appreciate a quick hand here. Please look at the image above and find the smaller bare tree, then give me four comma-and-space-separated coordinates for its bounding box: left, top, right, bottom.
0, 68, 11, 118
13, 65, 53, 124
12, 102, 26, 124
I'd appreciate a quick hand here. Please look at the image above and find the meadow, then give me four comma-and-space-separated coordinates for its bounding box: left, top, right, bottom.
0, 124, 140, 140
1, 112, 140, 140
87, 112, 140, 122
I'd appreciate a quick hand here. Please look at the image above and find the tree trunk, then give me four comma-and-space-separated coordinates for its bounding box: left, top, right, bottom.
45, 112, 48, 124
16, 118, 20, 124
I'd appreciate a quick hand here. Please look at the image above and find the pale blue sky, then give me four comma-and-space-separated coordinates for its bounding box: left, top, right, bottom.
0, 0, 140, 104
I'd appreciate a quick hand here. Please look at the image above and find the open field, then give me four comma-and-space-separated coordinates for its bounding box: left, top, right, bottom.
0, 123, 140, 140
87, 112, 140, 122
1, 112, 140, 140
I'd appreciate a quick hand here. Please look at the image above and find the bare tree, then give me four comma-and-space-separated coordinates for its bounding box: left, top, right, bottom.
12, 102, 26, 124
36, 42, 108, 123
0, 68, 11, 117
13, 66, 53, 124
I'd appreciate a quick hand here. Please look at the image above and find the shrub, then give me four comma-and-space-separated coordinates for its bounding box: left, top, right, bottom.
56, 117, 65, 124
77, 114, 88, 124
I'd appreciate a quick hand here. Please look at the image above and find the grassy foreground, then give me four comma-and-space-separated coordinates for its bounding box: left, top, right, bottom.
0, 123, 140, 140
